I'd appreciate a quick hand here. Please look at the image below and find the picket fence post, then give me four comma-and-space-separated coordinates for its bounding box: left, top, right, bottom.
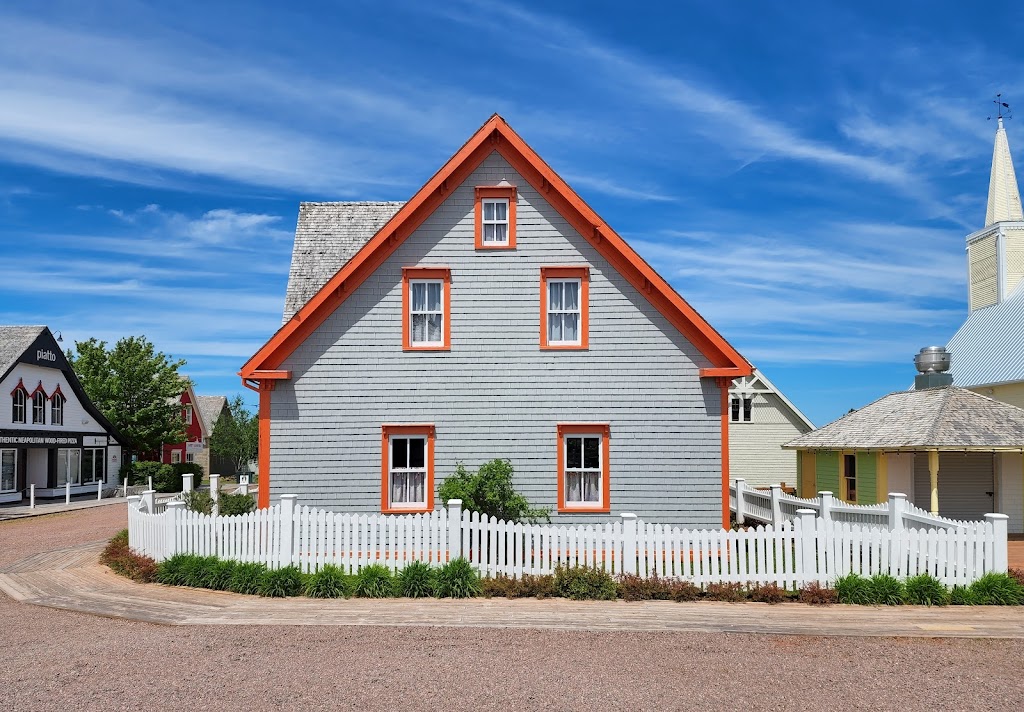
621, 513, 638, 575
210, 474, 220, 517
97, 479, 103, 500
734, 479, 746, 525
182, 473, 194, 493
65, 480, 71, 505
888, 493, 906, 533
818, 491, 833, 527
127, 495, 141, 511
447, 499, 463, 560
280, 494, 297, 567
769, 484, 782, 525
30, 483, 35, 509
985, 513, 1009, 573
797, 509, 817, 585
165, 501, 185, 559
141, 489, 156, 514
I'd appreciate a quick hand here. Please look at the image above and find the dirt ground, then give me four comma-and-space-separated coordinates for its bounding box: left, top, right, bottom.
1, 506, 1023, 711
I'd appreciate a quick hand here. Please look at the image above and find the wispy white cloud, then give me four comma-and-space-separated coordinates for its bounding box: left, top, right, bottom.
563, 174, 677, 203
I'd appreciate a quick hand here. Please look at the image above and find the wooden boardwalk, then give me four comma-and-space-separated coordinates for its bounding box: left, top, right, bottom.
1, 541, 1023, 637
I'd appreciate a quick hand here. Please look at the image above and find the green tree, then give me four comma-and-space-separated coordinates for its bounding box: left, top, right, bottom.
68, 336, 188, 457
439, 459, 550, 524
209, 395, 258, 474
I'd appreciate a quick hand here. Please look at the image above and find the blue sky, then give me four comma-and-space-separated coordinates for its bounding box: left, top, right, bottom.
1, 0, 1022, 426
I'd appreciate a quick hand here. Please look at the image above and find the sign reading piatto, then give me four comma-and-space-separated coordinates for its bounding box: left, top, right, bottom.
240, 115, 752, 529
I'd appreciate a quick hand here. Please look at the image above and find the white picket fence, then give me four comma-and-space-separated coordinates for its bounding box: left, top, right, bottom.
127, 495, 1010, 589
730, 478, 978, 531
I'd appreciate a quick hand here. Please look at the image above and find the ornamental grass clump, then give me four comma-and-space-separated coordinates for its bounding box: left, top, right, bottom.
949, 585, 979, 606
258, 565, 304, 598
553, 564, 617, 601
967, 573, 1024, 605
435, 558, 481, 598
156, 553, 202, 587
867, 574, 905, 606
396, 561, 436, 599
903, 574, 948, 606
304, 565, 351, 599
835, 573, 874, 605
228, 562, 268, 595
353, 564, 396, 598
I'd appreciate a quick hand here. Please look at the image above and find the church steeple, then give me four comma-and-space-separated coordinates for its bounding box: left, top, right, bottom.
986, 117, 1024, 226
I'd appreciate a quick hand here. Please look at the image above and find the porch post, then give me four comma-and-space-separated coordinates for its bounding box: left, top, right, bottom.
734, 478, 746, 525
769, 484, 783, 525
928, 450, 940, 515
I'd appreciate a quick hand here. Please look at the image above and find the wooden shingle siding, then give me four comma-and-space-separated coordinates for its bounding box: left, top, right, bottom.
270, 152, 722, 527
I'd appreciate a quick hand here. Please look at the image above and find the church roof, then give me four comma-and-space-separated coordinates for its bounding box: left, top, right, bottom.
784, 386, 1024, 451
986, 117, 1023, 225
946, 281, 1024, 388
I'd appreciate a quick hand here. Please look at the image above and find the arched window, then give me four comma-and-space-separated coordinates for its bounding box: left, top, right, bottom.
51, 390, 65, 426
32, 388, 46, 424
10, 382, 28, 424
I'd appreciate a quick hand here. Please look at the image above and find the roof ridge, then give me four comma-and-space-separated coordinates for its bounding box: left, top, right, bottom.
921, 386, 954, 444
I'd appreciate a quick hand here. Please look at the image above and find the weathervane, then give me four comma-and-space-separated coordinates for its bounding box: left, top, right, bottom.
989, 93, 1012, 121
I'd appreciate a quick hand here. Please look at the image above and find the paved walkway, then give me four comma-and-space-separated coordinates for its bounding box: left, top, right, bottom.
0, 496, 128, 521
1, 541, 1023, 638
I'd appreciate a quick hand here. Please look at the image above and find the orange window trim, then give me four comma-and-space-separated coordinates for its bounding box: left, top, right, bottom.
556, 423, 610, 513
540, 266, 590, 350
401, 267, 451, 351
474, 185, 517, 249
381, 424, 436, 514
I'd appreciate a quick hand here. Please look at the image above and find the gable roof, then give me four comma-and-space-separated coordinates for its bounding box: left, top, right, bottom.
945, 281, 1024, 388
242, 115, 751, 380
194, 395, 229, 434
0, 325, 46, 381
283, 201, 405, 322
784, 386, 1024, 451
731, 368, 814, 430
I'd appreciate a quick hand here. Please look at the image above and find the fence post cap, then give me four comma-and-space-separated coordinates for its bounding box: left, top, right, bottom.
142, 489, 156, 495
795, 508, 816, 515
166, 501, 186, 510
769, 484, 782, 491
280, 494, 298, 501
817, 491, 833, 497
126, 495, 141, 503
619, 512, 637, 520
447, 498, 462, 506
984, 513, 1010, 520
888, 492, 907, 499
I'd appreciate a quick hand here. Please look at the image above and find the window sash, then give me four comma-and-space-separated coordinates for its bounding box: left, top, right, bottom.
81, 448, 104, 484
56, 448, 81, 487
564, 434, 602, 505
171, 450, 182, 464
481, 198, 509, 244
389, 436, 427, 507
184, 404, 193, 425
12, 390, 26, 423
0, 449, 16, 492
547, 279, 582, 345
409, 279, 444, 345
51, 394, 64, 425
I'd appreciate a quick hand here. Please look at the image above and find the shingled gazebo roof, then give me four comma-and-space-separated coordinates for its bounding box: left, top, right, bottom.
784, 386, 1024, 452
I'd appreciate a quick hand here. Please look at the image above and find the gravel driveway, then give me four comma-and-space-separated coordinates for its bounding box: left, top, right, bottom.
1, 506, 1022, 711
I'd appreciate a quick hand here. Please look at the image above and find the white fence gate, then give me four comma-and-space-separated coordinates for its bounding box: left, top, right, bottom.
127, 495, 1009, 589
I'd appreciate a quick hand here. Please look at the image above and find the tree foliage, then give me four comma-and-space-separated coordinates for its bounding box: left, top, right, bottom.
68, 336, 187, 455
209, 395, 258, 474
438, 459, 550, 524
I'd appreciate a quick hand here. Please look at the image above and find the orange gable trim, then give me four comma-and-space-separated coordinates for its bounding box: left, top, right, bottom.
240, 115, 751, 379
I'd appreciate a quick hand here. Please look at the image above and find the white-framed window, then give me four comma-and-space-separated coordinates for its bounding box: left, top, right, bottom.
56, 448, 81, 487
11, 387, 27, 424
0, 449, 16, 493
563, 433, 603, 506
388, 435, 427, 508
81, 448, 105, 484
51, 392, 64, 426
32, 390, 46, 424
184, 404, 193, 425
730, 396, 752, 423
409, 280, 444, 346
171, 449, 182, 464
186, 452, 195, 463
547, 278, 582, 345
481, 198, 510, 245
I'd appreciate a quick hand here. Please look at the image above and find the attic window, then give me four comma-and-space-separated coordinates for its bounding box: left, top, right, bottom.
51, 391, 65, 426
11, 382, 28, 424
402, 267, 451, 351
474, 186, 517, 249
730, 396, 752, 423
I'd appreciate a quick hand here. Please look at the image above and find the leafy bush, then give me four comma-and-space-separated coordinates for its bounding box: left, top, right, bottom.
396, 561, 436, 598
749, 583, 787, 604
669, 580, 701, 602
100, 530, 159, 583
481, 574, 515, 598
304, 565, 351, 599
258, 566, 304, 597
835, 573, 874, 605
903, 574, 948, 606
435, 558, 481, 599
439, 459, 550, 524
353, 564, 396, 598
617, 573, 675, 601
219, 492, 256, 516
228, 562, 268, 595
968, 573, 1024, 605
1009, 568, 1024, 589
949, 585, 979, 606
868, 574, 904, 606
182, 490, 214, 514
798, 582, 838, 606
172, 461, 204, 488
517, 573, 557, 599
129, 461, 180, 492
704, 582, 745, 602
554, 565, 617, 601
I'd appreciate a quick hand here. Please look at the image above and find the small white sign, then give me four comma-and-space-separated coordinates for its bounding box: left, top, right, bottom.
186, 441, 204, 453
83, 435, 107, 447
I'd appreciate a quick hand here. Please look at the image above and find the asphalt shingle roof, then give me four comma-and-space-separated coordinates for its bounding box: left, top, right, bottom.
0, 325, 46, 377
282, 201, 405, 321
784, 386, 1024, 451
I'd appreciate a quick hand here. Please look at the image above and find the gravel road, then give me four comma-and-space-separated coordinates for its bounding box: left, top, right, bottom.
1, 505, 1022, 711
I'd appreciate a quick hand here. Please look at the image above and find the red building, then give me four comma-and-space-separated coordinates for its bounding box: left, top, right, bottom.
161, 383, 208, 468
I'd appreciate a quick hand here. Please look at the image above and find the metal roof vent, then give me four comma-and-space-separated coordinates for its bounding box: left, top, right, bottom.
914, 346, 953, 389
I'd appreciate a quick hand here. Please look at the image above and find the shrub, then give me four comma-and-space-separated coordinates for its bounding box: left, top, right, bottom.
129, 461, 180, 492
704, 582, 745, 602
868, 574, 904, 606
668, 580, 701, 602
515, 573, 556, 599
171, 461, 204, 488
1009, 568, 1024, 589
968, 573, 1024, 605
156, 553, 202, 586
228, 562, 268, 595
219, 492, 256, 516
749, 583, 787, 604
835, 573, 874, 605
305, 565, 351, 599
798, 582, 838, 606
438, 459, 550, 524
554, 565, 617, 601
435, 558, 481, 599
182, 489, 214, 514
950, 585, 979, 606
481, 574, 515, 598
100, 530, 159, 583
205, 559, 237, 591
617, 573, 675, 601
353, 564, 396, 598
396, 561, 436, 599
903, 574, 948, 606
258, 566, 304, 597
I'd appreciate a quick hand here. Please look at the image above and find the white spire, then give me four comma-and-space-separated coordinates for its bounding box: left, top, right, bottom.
986, 117, 1024, 226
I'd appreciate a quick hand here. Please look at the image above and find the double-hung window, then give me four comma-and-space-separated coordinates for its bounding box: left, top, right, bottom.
11, 384, 27, 424
541, 267, 589, 349
381, 424, 434, 513
0, 449, 16, 493
557, 424, 610, 513
32, 388, 46, 424
843, 454, 857, 504
730, 396, 752, 422
474, 186, 517, 249
402, 267, 451, 350
184, 404, 193, 425
51, 391, 64, 426
56, 448, 81, 487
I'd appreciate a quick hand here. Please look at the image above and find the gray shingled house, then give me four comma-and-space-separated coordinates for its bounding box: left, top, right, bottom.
241, 116, 752, 528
